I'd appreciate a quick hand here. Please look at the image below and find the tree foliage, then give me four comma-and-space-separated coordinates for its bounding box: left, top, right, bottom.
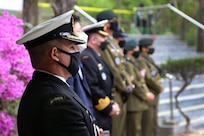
76, 0, 201, 50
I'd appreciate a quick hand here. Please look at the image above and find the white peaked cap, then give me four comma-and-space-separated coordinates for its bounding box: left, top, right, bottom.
16, 10, 85, 49
82, 20, 108, 36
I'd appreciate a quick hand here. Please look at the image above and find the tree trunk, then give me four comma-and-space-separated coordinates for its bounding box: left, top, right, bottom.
22, 0, 38, 33
50, 0, 76, 17
175, 79, 192, 133
197, 0, 204, 52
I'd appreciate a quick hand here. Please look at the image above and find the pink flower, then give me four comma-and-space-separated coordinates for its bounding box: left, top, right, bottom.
0, 11, 34, 135
0, 112, 16, 136
1, 75, 25, 101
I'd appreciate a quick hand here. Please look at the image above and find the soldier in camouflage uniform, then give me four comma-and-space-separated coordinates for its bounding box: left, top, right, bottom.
123, 38, 155, 136
96, 10, 135, 136
138, 38, 163, 136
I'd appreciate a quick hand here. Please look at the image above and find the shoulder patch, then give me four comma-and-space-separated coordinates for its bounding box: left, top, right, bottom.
82, 56, 89, 59
48, 95, 65, 105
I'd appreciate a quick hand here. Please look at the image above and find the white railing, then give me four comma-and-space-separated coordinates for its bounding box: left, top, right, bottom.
73, 5, 97, 23
131, 3, 204, 31
166, 4, 204, 30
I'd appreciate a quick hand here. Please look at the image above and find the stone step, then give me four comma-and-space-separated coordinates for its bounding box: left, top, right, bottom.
152, 50, 204, 58
160, 76, 204, 99
155, 39, 188, 46
158, 116, 204, 134
130, 34, 204, 64
158, 75, 204, 119
129, 34, 180, 41
158, 103, 204, 122
159, 90, 204, 113
159, 85, 204, 101
154, 48, 195, 53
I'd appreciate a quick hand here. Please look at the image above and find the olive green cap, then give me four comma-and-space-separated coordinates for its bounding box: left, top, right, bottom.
96, 10, 117, 21
124, 39, 138, 50
139, 38, 153, 47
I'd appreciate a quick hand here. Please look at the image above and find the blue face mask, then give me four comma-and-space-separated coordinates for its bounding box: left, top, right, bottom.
56, 47, 80, 76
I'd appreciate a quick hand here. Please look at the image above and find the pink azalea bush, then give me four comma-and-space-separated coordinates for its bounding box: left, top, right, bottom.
0, 112, 16, 136
0, 11, 34, 135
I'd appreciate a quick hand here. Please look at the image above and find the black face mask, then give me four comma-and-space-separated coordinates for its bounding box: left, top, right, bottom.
100, 40, 109, 51
118, 40, 125, 48
148, 48, 155, 54
109, 21, 118, 32
56, 47, 80, 76
132, 51, 140, 58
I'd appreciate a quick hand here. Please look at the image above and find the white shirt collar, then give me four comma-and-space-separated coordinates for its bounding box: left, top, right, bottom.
36, 70, 70, 86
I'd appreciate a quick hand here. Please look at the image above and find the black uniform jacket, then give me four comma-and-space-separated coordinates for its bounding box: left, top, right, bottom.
17, 71, 96, 136
81, 47, 114, 130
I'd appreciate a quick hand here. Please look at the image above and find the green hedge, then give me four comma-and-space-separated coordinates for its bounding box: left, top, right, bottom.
160, 57, 204, 79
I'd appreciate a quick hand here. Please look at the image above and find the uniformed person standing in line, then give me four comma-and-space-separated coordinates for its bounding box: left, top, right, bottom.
96, 10, 135, 136
113, 27, 127, 50
138, 38, 164, 136
67, 14, 98, 126
16, 10, 99, 136
123, 39, 155, 136
81, 20, 120, 135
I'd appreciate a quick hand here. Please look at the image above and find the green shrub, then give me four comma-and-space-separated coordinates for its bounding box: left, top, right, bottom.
161, 57, 204, 80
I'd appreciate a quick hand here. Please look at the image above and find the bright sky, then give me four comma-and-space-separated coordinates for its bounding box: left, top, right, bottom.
0, 0, 23, 11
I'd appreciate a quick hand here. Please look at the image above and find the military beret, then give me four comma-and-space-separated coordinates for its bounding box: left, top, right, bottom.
16, 10, 85, 49
124, 39, 138, 50
82, 20, 108, 36
113, 27, 128, 38
96, 10, 117, 21
139, 38, 153, 47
